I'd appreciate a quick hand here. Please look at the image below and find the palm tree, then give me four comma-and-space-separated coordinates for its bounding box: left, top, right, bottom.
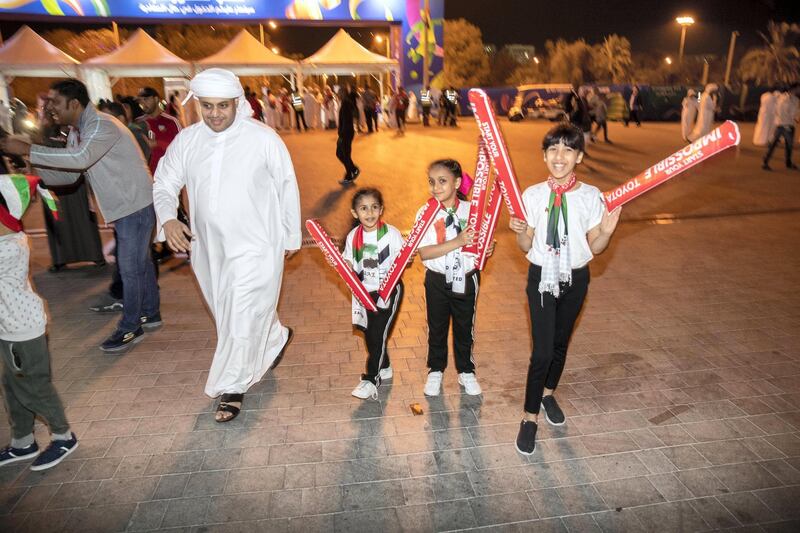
593, 34, 632, 84
738, 21, 800, 85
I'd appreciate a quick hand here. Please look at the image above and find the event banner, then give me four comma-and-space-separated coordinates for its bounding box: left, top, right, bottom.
476, 180, 502, 271
604, 120, 741, 211
468, 88, 527, 219
305, 219, 377, 313
378, 197, 442, 302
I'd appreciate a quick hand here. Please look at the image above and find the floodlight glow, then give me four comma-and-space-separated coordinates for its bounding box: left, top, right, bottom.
676, 16, 695, 26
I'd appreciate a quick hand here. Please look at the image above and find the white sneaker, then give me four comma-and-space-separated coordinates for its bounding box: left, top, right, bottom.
351, 380, 378, 400
458, 373, 482, 395
424, 371, 443, 396
379, 367, 393, 381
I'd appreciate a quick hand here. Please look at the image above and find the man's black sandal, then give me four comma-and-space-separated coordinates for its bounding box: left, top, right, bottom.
216, 393, 243, 423
270, 327, 294, 371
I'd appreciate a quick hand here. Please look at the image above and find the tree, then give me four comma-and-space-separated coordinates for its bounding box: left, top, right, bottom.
591, 34, 632, 83
508, 57, 546, 86
545, 39, 595, 86
437, 19, 489, 88
738, 21, 800, 85
487, 49, 518, 86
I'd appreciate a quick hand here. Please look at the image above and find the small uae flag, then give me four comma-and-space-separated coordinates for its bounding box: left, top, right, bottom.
0, 174, 59, 232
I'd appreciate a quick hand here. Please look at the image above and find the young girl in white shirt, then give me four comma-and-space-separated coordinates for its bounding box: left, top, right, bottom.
509, 124, 621, 455
344, 188, 405, 400
417, 159, 484, 397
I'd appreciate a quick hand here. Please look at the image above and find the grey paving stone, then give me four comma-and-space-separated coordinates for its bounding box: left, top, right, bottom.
584, 452, 649, 481
431, 471, 475, 501
91, 476, 159, 506
11, 484, 58, 513
160, 496, 210, 528
268, 488, 302, 519
127, 500, 168, 531
754, 486, 800, 520
401, 476, 435, 505
561, 514, 601, 533
268, 443, 323, 465
206, 492, 271, 523
428, 499, 478, 531
709, 462, 782, 492
660, 445, 712, 470
717, 491, 777, 524
152, 473, 190, 500
300, 486, 343, 514
73, 457, 123, 481
62, 503, 137, 532
555, 484, 607, 514
284, 463, 315, 489
468, 491, 538, 526
12, 509, 72, 533
593, 476, 664, 509
333, 507, 402, 533
633, 501, 709, 532
46, 480, 101, 509
341, 480, 405, 512
693, 439, 760, 466
528, 488, 568, 518
674, 468, 730, 497
591, 509, 645, 533
224, 466, 284, 493
468, 466, 532, 496
689, 496, 739, 529
525, 463, 562, 489
184, 470, 228, 497
395, 503, 435, 532
646, 473, 694, 501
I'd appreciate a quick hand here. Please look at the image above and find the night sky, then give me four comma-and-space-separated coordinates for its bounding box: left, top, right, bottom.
446, 0, 799, 57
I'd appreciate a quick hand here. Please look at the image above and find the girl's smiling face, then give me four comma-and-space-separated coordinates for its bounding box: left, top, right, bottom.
351, 194, 384, 232
427, 165, 461, 207
543, 141, 583, 181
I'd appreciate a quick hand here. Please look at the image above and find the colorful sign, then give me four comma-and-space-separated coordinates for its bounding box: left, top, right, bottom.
0, 1, 444, 88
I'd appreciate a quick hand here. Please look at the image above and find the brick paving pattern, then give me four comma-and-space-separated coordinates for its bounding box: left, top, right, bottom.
2, 120, 799, 531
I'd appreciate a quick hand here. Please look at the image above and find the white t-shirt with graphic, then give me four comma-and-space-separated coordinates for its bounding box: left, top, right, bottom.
343, 223, 404, 292
417, 200, 476, 274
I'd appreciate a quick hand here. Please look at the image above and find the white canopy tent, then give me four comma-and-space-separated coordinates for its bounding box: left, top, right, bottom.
196, 29, 298, 77
83, 28, 192, 103
0, 25, 80, 130
301, 28, 398, 76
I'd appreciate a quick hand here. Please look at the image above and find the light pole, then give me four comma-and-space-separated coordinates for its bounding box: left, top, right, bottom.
676, 16, 695, 65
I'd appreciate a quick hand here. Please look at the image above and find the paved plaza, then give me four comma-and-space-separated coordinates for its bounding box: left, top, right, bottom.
2, 119, 800, 532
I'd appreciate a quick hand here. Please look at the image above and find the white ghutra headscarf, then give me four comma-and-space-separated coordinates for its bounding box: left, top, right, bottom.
187, 68, 253, 130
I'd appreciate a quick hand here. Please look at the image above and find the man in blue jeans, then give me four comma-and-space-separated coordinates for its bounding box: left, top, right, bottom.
1, 79, 160, 353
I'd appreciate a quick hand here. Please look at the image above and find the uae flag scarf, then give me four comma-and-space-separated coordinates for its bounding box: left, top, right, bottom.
351, 220, 392, 280
539, 172, 576, 298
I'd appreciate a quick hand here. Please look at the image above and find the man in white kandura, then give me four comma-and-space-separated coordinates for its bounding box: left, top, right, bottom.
153, 68, 301, 422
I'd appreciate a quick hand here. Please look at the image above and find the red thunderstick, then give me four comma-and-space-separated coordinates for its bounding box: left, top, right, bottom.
468, 88, 527, 219
305, 219, 378, 312
604, 120, 741, 211
462, 140, 491, 256
377, 197, 442, 303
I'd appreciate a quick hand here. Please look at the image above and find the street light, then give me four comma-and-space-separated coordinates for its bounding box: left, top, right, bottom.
271, 46, 280, 55
665, 56, 673, 65
268, 20, 277, 29
676, 16, 695, 65
533, 56, 540, 64
374, 34, 390, 58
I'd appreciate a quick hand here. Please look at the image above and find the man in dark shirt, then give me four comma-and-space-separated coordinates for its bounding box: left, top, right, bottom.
337, 86, 360, 185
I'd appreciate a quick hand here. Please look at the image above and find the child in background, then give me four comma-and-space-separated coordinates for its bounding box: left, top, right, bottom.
344, 188, 405, 400
417, 159, 487, 397
0, 175, 78, 471
509, 124, 621, 456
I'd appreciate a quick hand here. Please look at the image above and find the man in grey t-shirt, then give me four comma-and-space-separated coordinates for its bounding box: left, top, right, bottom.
1, 79, 160, 353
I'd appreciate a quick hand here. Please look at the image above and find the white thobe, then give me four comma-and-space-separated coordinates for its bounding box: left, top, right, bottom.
152, 108, 301, 398
681, 96, 698, 142
689, 92, 716, 141
753, 92, 777, 146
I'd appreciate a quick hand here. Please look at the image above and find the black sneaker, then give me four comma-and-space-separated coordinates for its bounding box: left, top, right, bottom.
762, 162, 772, 171
0, 442, 39, 466
29, 433, 78, 471
515, 420, 537, 456
140, 313, 163, 331
351, 167, 360, 180
100, 327, 144, 353
89, 297, 123, 313
541, 395, 566, 426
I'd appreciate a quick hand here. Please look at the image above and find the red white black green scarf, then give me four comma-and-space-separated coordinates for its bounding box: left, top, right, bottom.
443, 201, 467, 294
540, 173, 576, 297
